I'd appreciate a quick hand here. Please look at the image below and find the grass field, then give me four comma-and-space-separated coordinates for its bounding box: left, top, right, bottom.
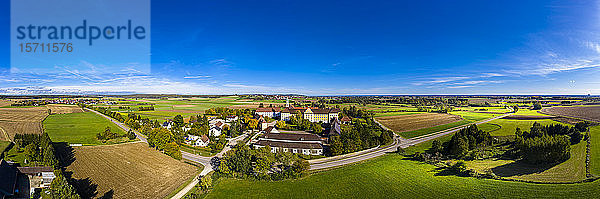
207, 154, 599, 199
466, 141, 587, 183
591, 126, 600, 176
44, 112, 128, 145
485, 119, 564, 136
0, 140, 10, 155
376, 113, 463, 134
206, 123, 600, 198
66, 142, 199, 199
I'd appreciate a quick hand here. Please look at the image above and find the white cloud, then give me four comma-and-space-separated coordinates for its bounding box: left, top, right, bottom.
183, 75, 211, 79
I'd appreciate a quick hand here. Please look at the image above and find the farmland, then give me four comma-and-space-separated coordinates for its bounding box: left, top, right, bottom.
206, 125, 600, 198
484, 119, 563, 136
540, 106, 600, 122
0, 107, 48, 141
44, 112, 128, 145
46, 104, 84, 114
376, 113, 463, 133
65, 142, 199, 199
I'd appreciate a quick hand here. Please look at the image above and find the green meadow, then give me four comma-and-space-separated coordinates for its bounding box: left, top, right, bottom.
44, 112, 128, 145
206, 126, 600, 198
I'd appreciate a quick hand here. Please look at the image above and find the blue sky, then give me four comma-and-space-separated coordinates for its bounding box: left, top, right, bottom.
1, 0, 600, 95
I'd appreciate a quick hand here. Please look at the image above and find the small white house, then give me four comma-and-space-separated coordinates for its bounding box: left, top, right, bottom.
162, 121, 173, 129
209, 126, 222, 137
226, 115, 239, 122
186, 134, 210, 147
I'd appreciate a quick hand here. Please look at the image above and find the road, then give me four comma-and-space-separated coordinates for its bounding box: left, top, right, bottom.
309, 113, 511, 170
85, 108, 147, 142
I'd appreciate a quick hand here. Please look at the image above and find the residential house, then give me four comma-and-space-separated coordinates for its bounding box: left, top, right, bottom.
185, 134, 210, 147
340, 116, 352, 124
226, 115, 239, 122
255, 107, 281, 118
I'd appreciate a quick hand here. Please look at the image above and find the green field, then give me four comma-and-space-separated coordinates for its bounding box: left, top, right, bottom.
485, 119, 564, 136
206, 125, 600, 198
0, 141, 10, 154
591, 126, 600, 176
44, 112, 128, 145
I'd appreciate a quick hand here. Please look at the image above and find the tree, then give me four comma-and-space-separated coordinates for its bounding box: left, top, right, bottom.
24, 143, 39, 163
164, 142, 182, 160
127, 129, 137, 140
173, 115, 184, 127
532, 102, 542, 110
431, 140, 443, 154
49, 170, 81, 199
512, 105, 519, 113
311, 123, 323, 134
199, 175, 212, 190
276, 120, 288, 129
248, 119, 259, 131
42, 144, 58, 168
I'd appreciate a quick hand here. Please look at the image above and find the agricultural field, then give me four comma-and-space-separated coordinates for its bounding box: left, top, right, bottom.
206, 125, 600, 198
46, 104, 84, 114
97, 96, 256, 122
541, 106, 600, 123
44, 112, 128, 145
376, 113, 463, 136
66, 142, 199, 199
0, 107, 48, 141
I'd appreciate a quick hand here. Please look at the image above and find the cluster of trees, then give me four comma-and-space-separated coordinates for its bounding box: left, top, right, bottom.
428, 125, 493, 159
145, 128, 182, 160
217, 144, 310, 180
92, 107, 126, 123
96, 127, 126, 141
286, 113, 323, 133
514, 122, 589, 164
138, 106, 154, 111
532, 102, 542, 110
13, 133, 59, 168
329, 119, 394, 156
47, 170, 81, 199
342, 106, 372, 118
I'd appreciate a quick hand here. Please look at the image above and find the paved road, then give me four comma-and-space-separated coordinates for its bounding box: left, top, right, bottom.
309, 113, 511, 170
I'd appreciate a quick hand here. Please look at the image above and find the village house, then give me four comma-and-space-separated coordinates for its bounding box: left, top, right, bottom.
226, 115, 239, 122
255, 107, 281, 118
185, 134, 210, 147
253, 128, 324, 155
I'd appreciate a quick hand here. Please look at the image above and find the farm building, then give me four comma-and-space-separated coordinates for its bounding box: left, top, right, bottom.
253, 129, 324, 155
17, 166, 55, 196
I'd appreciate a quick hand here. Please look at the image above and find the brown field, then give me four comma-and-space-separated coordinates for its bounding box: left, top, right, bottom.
46, 104, 84, 114
376, 113, 463, 132
66, 142, 198, 199
0, 107, 48, 141
540, 106, 600, 122
0, 100, 12, 107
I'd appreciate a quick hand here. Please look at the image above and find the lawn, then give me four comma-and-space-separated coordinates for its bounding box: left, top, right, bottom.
44, 112, 128, 145
485, 119, 564, 136
206, 123, 600, 198
207, 154, 600, 199
466, 140, 587, 183
591, 126, 600, 176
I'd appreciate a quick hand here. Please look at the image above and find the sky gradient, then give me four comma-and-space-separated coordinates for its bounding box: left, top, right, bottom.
1, 0, 600, 95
